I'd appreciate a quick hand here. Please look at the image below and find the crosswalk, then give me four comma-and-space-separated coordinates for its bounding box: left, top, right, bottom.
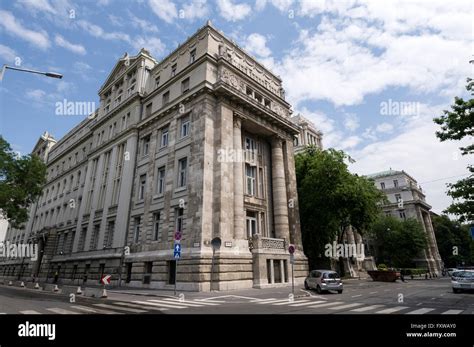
12, 297, 223, 315
253, 298, 465, 314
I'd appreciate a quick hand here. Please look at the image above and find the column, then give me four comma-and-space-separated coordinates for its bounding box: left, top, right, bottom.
233, 115, 245, 240
271, 136, 290, 241
269, 259, 275, 284
280, 259, 285, 283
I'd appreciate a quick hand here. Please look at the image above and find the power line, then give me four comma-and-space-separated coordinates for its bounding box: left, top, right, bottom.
419, 173, 470, 185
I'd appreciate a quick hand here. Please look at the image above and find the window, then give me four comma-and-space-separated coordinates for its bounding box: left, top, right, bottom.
112, 143, 125, 205
189, 49, 196, 63
395, 193, 402, 202
246, 86, 253, 97
393, 179, 399, 188
246, 211, 258, 238
160, 127, 169, 148
246, 164, 256, 196
157, 166, 166, 195
245, 137, 257, 162
399, 210, 406, 220
138, 174, 146, 200
171, 63, 177, 77
128, 78, 136, 96
162, 91, 169, 105
155, 76, 160, 88
143, 262, 152, 284
142, 135, 151, 156
258, 168, 264, 197
98, 151, 111, 209
153, 212, 160, 241
104, 220, 115, 248
133, 216, 141, 243
181, 77, 189, 93
90, 224, 100, 250
180, 115, 190, 138
175, 208, 184, 233
145, 103, 152, 118
380, 182, 385, 190
177, 158, 187, 187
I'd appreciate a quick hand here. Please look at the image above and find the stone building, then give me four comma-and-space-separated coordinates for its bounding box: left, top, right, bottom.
290, 114, 323, 153
0, 22, 308, 291
367, 169, 443, 275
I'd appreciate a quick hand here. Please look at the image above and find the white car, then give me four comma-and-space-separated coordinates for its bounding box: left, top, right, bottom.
451, 270, 474, 293
446, 268, 458, 276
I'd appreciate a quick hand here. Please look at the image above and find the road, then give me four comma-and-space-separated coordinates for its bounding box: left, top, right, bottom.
0, 277, 472, 315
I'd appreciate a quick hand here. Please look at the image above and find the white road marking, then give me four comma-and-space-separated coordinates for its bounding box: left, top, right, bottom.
351, 305, 385, 312
375, 306, 409, 314
257, 299, 290, 304
113, 302, 168, 311
73, 305, 120, 314
328, 303, 364, 310
249, 298, 277, 303
351, 294, 362, 298
441, 310, 463, 315
289, 300, 326, 307
164, 298, 220, 306
46, 307, 80, 314
19, 310, 41, 314
147, 299, 205, 307
132, 300, 186, 309
406, 308, 435, 315
369, 291, 378, 294
93, 303, 147, 313
272, 300, 309, 306
309, 301, 344, 309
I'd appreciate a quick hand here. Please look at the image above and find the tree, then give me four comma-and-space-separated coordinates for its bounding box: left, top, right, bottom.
432, 214, 473, 267
295, 146, 386, 271
368, 215, 427, 268
433, 63, 474, 223
0, 136, 47, 229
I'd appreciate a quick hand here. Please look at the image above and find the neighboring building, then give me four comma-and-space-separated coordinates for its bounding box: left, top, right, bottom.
0, 219, 7, 242
367, 169, 443, 275
290, 114, 323, 153
0, 21, 307, 291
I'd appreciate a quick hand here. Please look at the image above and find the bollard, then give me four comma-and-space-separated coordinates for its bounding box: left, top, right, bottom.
76, 286, 83, 295
53, 284, 59, 292
34, 282, 40, 289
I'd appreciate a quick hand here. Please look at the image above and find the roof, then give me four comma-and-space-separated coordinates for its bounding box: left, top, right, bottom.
366, 169, 403, 179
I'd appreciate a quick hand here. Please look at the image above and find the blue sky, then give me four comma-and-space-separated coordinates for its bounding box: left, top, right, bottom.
0, 0, 472, 213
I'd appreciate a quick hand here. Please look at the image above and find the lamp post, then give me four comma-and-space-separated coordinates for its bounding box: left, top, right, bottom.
0, 65, 63, 81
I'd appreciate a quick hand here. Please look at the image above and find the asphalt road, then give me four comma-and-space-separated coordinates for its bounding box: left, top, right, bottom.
0, 277, 472, 315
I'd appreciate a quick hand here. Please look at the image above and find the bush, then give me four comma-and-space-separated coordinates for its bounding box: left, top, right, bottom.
377, 264, 388, 271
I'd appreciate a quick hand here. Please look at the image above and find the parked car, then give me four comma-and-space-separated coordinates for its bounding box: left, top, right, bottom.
446, 268, 459, 277
304, 270, 343, 294
451, 270, 474, 293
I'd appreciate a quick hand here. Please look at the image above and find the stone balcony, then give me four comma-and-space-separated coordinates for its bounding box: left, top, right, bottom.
249, 234, 287, 254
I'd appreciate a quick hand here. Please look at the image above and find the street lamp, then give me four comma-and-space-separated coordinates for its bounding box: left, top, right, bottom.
0, 64, 63, 81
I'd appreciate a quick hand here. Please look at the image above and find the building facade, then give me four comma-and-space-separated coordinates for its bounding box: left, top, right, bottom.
0, 22, 308, 291
367, 170, 443, 275
290, 114, 323, 153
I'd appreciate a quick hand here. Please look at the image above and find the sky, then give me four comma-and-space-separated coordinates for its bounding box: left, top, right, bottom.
0, 0, 472, 214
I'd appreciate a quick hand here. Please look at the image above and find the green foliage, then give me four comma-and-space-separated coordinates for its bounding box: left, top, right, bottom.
432, 214, 473, 267
377, 264, 388, 271
433, 65, 474, 223
368, 215, 427, 268
0, 136, 47, 229
295, 146, 386, 267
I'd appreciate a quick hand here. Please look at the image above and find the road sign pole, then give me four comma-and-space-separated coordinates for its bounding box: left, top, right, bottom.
174, 258, 177, 296
292, 259, 294, 296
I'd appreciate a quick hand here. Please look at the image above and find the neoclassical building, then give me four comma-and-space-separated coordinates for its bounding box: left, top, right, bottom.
0, 22, 308, 291
367, 169, 443, 275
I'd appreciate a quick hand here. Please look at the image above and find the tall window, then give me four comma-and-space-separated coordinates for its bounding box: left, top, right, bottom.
142, 135, 151, 156
171, 64, 177, 77
162, 91, 169, 105
175, 208, 184, 233
380, 182, 385, 190
246, 211, 258, 239
395, 193, 402, 202
180, 115, 190, 138
153, 212, 160, 241
138, 174, 147, 200
85, 158, 99, 211
90, 224, 100, 250
177, 158, 187, 187
181, 77, 190, 93
128, 77, 136, 96
189, 49, 196, 64
133, 216, 141, 243
157, 166, 166, 195
104, 220, 115, 248
155, 76, 160, 88
246, 164, 256, 196
160, 127, 169, 148
245, 137, 257, 162
112, 143, 125, 205
258, 168, 264, 197
98, 151, 111, 209
393, 179, 399, 188
399, 210, 406, 220
145, 103, 152, 118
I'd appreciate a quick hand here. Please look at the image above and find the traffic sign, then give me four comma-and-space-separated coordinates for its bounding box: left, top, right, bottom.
174, 243, 181, 259
174, 231, 182, 241
101, 274, 111, 285
288, 244, 295, 254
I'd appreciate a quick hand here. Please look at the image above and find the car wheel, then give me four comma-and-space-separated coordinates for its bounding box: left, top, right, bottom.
316, 285, 322, 294
304, 280, 310, 290
337, 290, 343, 294
453, 288, 461, 293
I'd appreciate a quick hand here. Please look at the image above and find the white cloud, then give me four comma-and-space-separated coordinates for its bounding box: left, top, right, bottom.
0, 10, 50, 50
132, 37, 166, 57
0, 44, 17, 63
244, 33, 271, 58
181, 0, 210, 21
343, 113, 360, 132
375, 122, 394, 133
25, 89, 47, 102
17, 0, 56, 14
129, 13, 159, 33
216, 0, 251, 21
73, 61, 92, 73
148, 0, 178, 24
54, 35, 86, 55
76, 20, 130, 42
